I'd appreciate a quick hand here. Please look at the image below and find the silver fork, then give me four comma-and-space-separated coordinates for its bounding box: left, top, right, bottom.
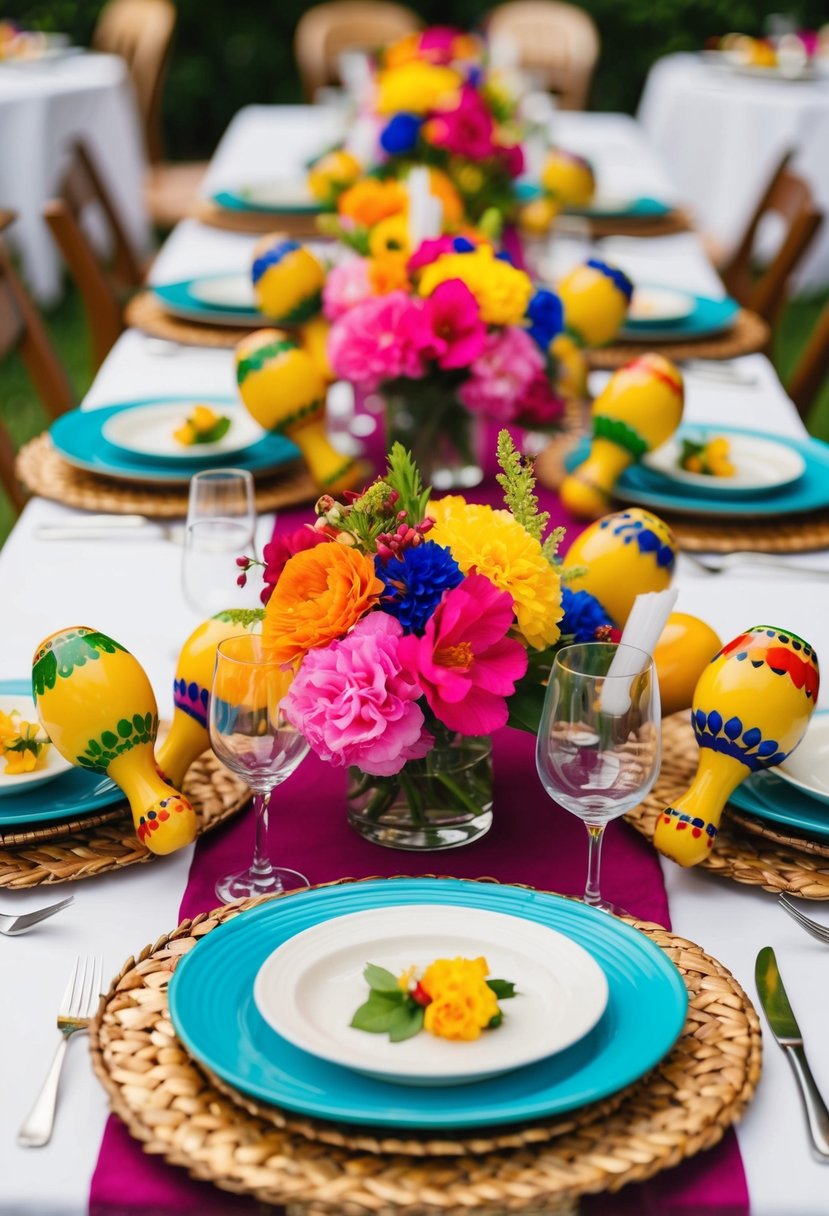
0, 896, 73, 937
779, 896, 829, 945
17, 954, 104, 1147
682, 551, 829, 579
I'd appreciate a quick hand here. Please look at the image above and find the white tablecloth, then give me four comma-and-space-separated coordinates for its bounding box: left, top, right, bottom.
0, 51, 150, 304
3, 107, 829, 1215
638, 52, 829, 292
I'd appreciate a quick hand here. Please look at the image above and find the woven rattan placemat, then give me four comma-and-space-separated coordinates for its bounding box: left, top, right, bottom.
0, 800, 126, 848
588, 309, 770, 369
192, 198, 321, 238
727, 806, 829, 860
125, 292, 258, 349
629, 713, 829, 899
88, 877, 761, 1215
16, 434, 317, 518
0, 752, 249, 889
585, 209, 692, 239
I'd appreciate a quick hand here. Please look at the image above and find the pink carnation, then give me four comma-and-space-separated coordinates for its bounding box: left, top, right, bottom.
282, 614, 432, 777
458, 326, 545, 421
323, 258, 373, 321
407, 236, 457, 271
515, 371, 564, 428
327, 291, 430, 390
427, 86, 495, 161
399, 573, 527, 735
417, 279, 486, 369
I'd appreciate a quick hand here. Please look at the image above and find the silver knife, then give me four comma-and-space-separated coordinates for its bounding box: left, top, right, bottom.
756, 946, 829, 1161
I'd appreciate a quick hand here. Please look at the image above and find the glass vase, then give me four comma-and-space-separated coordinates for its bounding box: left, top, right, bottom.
383, 382, 484, 490
347, 735, 493, 850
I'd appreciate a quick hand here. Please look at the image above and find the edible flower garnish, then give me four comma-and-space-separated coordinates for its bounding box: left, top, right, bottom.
679, 435, 735, 478
173, 404, 232, 446
350, 956, 517, 1042
0, 709, 51, 774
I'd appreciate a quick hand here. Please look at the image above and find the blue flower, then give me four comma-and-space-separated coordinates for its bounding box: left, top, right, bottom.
379, 113, 421, 156
586, 258, 634, 302
526, 289, 564, 351
452, 236, 476, 253
559, 587, 614, 642
376, 542, 463, 634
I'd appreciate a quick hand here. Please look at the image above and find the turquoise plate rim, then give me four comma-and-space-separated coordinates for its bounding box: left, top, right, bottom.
565, 425, 829, 518
513, 182, 672, 219
729, 709, 829, 841
168, 878, 689, 1130
212, 188, 321, 216
0, 679, 122, 826
50, 397, 299, 485
152, 277, 272, 326
619, 293, 739, 341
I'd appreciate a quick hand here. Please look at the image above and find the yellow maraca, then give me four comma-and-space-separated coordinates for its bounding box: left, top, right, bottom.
561, 353, 684, 519
561, 507, 676, 626
307, 149, 361, 205
32, 627, 196, 855
251, 237, 325, 324
558, 259, 633, 349
236, 328, 364, 494
156, 608, 264, 788
654, 626, 820, 866
541, 149, 595, 208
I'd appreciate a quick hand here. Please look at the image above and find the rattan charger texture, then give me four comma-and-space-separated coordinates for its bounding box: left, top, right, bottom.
584, 209, 692, 239
125, 292, 258, 349
629, 713, 829, 899
89, 877, 761, 1216
192, 198, 321, 238
587, 309, 770, 370
16, 433, 318, 518
0, 800, 125, 848
0, 752, 249, 889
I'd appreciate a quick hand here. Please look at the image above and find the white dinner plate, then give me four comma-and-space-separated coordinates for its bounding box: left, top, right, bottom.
188, 273, 256, 309
101, 400, 265, 462
776, 712, 829, 806
241, 179, 317, 208
643, 433, 806, 495
628, 287, 696, 326
0, 695, 72, 797
253, 905, 609, 1087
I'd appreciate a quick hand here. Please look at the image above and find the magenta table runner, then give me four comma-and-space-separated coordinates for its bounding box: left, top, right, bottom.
91, 475, 748, 1215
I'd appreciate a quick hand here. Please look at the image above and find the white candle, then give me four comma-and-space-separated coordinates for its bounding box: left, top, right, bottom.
601, 588, 678, 715
407, 167, 443, 248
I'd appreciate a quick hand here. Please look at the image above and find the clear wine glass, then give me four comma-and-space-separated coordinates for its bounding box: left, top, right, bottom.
209, 633, 310, 902
182, 469, 257, 617
536, 642, 661, 915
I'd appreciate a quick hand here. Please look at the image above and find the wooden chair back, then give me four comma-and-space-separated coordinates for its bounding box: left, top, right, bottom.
721, 153, 823, 330
295, 1, 421, 100
92, 0, 177, 164
59, 141, 144, 289
0, 212, 74, 514
788, 299, 829, 421
486, 1, 600, 110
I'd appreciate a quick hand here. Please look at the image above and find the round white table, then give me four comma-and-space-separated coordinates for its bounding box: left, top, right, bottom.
0, 50, 150, 304
638, 51, 829, 292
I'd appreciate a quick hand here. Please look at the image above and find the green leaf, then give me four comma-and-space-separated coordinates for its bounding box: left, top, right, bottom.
506, 685, 547, 735
350, 990, 405, 1034
486, 979, 518, 1000
363, 963, 402, 994
487, 1011, 503, 1029
195, 416, 232, 444
387, 1003, 425, 1042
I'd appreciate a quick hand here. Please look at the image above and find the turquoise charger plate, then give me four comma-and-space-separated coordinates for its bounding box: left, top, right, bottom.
565, 426, 829, 518
50, 398, 299, 485
168, 878, 688, 1130
513, 182, 672, 219
212, 188, 320, 216
729, 712, 829, 843
0, 679, 122, 827
619, 293, 739, 341
152, 278, 268, 327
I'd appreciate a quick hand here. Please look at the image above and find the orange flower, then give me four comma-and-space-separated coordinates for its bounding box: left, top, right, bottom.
369, 255, 410, 295
338, 179, 408, 229
426, 168, 464, 225
383, 32, 420, 69
263, 545, 383, 665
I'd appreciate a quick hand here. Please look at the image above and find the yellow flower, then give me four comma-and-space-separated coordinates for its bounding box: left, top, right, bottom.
417, 246, 533, 326
429, 498, 562, 649
368, 254, 410, 295
421, 956, 499, 1042
376, 62, 461, 116
0, 716, 50, 775
0, 708, 16, 750
705, 437, 735, 477
368, 214, 411, 261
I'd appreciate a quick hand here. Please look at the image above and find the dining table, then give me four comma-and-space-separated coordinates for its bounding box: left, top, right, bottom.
0, 48, 150, 304
2, 104, 829, 1215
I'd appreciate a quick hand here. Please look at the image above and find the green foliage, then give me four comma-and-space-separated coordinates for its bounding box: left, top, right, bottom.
486, 978, 517, 999
496, 431, 564, 564
385, 442, 431, 524
350, 964, 425, 1041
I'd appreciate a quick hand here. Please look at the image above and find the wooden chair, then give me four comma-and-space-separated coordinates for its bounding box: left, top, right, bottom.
788, 298, 829, 421
720, 153, 823, 331
295, 1, 421, 100
485, 2, 600, 110
0, 212, 74, 514
57, 141, 145, 289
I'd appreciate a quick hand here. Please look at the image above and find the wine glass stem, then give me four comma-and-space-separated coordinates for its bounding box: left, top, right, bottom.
584, 823, 606, 906
250, 789, 280, 890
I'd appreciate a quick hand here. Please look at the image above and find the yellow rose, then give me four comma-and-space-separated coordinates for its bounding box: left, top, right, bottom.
417, 246, 533, 326
421, 956, 500, 1041
376, 62, 461, 116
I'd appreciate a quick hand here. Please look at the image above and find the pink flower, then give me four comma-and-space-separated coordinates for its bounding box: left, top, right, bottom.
399, 573, 528, 735
417, 280, 486, 370
515, 371, 564, 428
408, 236, 456, 271
419, 27, 461, 64
426, 87, 495, 161
323, 258, 373, 321
458, 327, 545, 421
327, 291, 429, 390
282, 614, 432, 777
498, 142, 525, 179
261, 526, 331, 604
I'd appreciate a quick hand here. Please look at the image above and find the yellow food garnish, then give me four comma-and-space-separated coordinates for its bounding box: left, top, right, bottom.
679, 435, 735, 478
173, 405, 231, 447
0, 709, 50, 775
421, 956, 500, 1042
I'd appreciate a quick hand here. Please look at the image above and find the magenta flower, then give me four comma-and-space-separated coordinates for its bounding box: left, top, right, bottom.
322, 258, 373, 321
327, 291, 429, 390
282, 614, 433, 777
426, 86, 495, 161
458, 326, 545, 421
419, 27, 461, 64
418, 279, 486, 369
408, 236, 456, 271
398, 573, 528, 735
498, 142, 525, 179
515, 371, 565, 428
260, 526, 331, 604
